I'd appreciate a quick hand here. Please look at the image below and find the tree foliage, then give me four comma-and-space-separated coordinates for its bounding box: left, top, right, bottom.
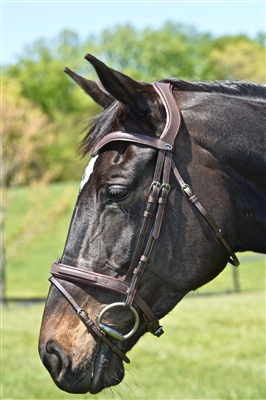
85, 23, 215, 81
209, 36, 265, 82
6, 30, 91, 118
2, 76, 59, 187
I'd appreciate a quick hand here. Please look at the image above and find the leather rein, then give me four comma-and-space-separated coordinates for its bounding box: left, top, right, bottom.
49, 82, 239, 364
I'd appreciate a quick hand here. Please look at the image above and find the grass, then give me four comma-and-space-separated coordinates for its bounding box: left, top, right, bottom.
2, 182, 265, 399
4, 182, 79, 299
1, 291, 265, 399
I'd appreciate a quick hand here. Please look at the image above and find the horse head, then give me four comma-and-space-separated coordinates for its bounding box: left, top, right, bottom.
39, 55, 265, 394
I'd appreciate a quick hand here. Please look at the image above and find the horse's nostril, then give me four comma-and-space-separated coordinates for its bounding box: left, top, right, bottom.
42, 340, 70, 380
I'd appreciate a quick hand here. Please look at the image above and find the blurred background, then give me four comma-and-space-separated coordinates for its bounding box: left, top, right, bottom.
1, 1, 265, 399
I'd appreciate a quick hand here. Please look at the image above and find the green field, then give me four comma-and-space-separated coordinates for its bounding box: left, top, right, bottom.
2, 291, 265, 400
2, 183, 265, 399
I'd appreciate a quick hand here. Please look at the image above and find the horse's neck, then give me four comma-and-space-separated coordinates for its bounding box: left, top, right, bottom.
178, 91, 266, 254
207, 124, 266, 254
232, 169, 266, 253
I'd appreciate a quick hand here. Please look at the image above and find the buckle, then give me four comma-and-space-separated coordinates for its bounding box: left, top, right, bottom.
153, 325, 164, 337
144, 314, 164, 337
214, 229, 222, 238
77, 308, 88, 318
149, 181, 161, 194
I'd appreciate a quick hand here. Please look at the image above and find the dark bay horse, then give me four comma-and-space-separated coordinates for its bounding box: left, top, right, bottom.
39, 54, 266, 394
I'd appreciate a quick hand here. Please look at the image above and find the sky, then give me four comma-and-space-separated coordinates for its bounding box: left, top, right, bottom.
1, 0, 265, 65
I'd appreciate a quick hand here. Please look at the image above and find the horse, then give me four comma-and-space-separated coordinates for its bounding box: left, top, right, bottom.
38, 54, 266, 394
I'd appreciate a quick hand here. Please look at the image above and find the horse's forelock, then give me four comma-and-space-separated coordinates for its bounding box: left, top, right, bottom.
79, 101, 126, 158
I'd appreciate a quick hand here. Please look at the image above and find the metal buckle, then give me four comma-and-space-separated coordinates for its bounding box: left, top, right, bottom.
153, 325, 164, 337
77, 308, 88, 318
160, 183, 171, 191
165, 144, 173, 151
214, 229, 222, 238
149, 181, 161, 193
181, 183, 192, 196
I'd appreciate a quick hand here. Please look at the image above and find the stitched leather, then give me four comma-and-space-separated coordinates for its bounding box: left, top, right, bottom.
91, 132, 175, 156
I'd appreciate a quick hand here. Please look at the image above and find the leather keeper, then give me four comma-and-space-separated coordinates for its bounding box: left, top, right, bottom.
140, 255, 150, 263
143, 211, 153, 218
158, 197, 168, 204
188, 194, 198, 203
148, 195, 159, 203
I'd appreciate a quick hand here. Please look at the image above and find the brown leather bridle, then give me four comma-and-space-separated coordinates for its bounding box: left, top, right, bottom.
49, 82, 239, 364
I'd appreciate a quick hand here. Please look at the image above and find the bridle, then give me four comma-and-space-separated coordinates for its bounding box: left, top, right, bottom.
49, 82, 239, 364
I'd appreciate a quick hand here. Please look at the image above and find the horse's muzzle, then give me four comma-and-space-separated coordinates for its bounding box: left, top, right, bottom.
39, 338, 124, 394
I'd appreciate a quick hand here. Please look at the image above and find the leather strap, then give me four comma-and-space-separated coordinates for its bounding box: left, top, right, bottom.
171, 161, 239, 266
91, 132, 174, 156
123, 152, 173, 309
49, 275, 130, 363
124, 150, 165, 286
50, 261, 163, 337
122, 83, 182, 308
152, 82, 181, 145
91, 82, 181, 157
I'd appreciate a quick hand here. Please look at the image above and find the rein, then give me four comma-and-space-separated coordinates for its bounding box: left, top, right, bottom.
49, 82, 239, 364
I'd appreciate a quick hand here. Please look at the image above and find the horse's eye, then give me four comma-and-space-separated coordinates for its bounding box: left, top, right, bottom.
108, 186, 130, 201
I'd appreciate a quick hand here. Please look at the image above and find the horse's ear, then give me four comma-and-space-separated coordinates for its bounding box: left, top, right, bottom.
64, 67, 114, 109
85, 54, 150, 115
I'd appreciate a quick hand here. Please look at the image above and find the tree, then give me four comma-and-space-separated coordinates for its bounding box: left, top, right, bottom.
84, 22, 215, 81
5, 30, 92, 118
209, 37, 265, 83
1, 76, 60, 187
4, 30, 101, 182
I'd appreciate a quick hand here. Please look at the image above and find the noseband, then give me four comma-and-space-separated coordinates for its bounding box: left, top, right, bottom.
49, 83, 239, 364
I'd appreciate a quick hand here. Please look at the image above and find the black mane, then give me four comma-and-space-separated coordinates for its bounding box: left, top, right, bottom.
162, 79, 266, 101
80, 79, 266, 157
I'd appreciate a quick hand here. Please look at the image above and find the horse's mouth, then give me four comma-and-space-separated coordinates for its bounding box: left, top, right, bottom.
49, 342, 125, 394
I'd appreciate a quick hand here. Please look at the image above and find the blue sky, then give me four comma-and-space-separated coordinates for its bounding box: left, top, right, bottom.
1, 1, 265, 65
